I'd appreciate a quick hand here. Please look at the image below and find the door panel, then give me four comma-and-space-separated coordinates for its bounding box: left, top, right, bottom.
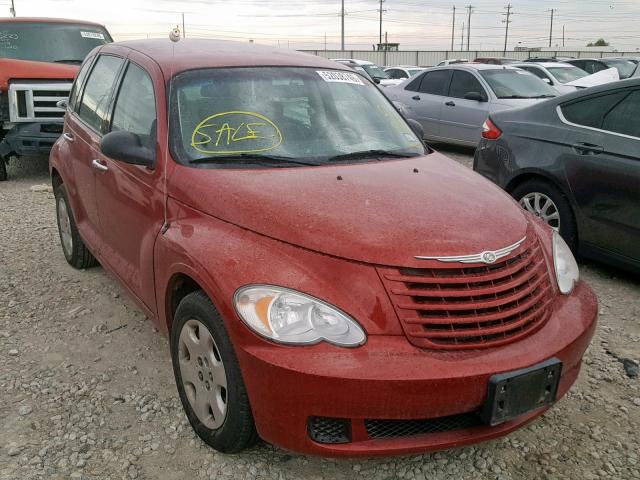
560, 89, 640, 261
95, 61, 162, 310
406, 69, 451, 138
438, 70, 490, 144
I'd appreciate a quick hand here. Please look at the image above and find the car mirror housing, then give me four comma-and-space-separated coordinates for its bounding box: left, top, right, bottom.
542, 77, 552, 84
464, 91, 487, 102
100, 131, 155, 168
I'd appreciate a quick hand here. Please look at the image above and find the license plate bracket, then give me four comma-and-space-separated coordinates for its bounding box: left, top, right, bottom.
481, 358, 562, 426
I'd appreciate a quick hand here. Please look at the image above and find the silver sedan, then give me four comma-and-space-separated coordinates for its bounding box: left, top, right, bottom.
384, 64, 558, 147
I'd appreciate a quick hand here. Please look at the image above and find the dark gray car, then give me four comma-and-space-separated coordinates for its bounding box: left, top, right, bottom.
474, 78, 640, 272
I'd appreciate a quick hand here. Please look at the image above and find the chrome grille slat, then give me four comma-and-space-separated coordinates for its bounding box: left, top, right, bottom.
8, 82, 72, 123
378, 237, 554, 350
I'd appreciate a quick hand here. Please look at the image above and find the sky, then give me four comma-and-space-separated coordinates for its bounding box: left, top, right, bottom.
2, 0, 639, 51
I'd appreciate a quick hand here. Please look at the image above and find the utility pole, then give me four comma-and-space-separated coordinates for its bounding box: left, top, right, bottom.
324, 32, 327, 51
461, 21, 464, 50
548, 8, 555, 47
451, 6, 456, 51
341, 0, 345, 50
181, 12, 185, 38
466, 5, 473, 51
562, 25, 565, 47
9, 0, 15, 16
502, 4, 512, 55
379, 0, 386, 47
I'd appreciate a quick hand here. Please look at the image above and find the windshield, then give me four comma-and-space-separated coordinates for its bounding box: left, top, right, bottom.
362, 64, 389, 79
547, 66, 588, 83
479, 69, 557, 98
170, 67, 424, 167
601, 59, 636, 79
0, 22, 111, 63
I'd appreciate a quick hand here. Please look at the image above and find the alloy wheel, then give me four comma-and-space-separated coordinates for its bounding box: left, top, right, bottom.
178, 319, 228, 429
519, 192, 561, 232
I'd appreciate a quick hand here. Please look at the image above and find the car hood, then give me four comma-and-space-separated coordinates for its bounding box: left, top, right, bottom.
169, 152, 530, 267
0, 58, 79, 90
564, 67, 619, 88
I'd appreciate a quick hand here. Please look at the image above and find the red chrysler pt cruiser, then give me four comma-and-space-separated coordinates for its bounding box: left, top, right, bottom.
49, 39, 597, 457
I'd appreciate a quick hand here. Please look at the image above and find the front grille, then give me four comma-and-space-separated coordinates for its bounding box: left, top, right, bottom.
8, 82, 72, 123
378, 235, 553, 350
365, 412, 483, 439
308, 417, 351, 444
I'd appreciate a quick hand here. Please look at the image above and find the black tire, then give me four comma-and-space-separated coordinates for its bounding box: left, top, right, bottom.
171, 291, 258, 453
0, 158, 7, 181
511, 179, 577, 250
54, 183, 98, 269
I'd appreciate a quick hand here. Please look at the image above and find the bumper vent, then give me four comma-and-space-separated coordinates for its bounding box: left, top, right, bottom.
365, 412, 483, 439
378, 235, 553, 350
8, 82, 72, 123
308, 417, 351, 444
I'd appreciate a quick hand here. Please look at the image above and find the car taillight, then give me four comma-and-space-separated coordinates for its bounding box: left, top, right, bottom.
482, 118, 502, 140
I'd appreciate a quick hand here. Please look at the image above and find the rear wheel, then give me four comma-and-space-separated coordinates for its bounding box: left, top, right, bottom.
0, 159, 6, 181
170, 291, 258, 453
511, 179, 577, 250
54, 183, 98, 269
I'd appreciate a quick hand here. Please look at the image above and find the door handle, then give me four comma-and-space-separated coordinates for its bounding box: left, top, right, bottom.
445, 101, 456, 107
62, 132, 74, 142
412, 95, 421, 100
572, 142, 603, 155
91, 159, 109, 172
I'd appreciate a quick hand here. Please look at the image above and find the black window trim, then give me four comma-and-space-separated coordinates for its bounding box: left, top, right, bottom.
73, 53, 127, 137
69, 54, 97, 112
557, 88, 640, 141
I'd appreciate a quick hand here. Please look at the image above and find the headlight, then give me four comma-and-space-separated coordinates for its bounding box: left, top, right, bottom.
233, 285, 366, 347
552, 231, 579, 294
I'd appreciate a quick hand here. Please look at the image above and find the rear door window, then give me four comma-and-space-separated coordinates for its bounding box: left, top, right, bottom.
448, 70, 487, 99
77, 55, 124, 132
601, 90, 640, 138
417, 70, 451, 96
110, 63, 157, 150
561, 90, 631, 130
69, 55, 95, 111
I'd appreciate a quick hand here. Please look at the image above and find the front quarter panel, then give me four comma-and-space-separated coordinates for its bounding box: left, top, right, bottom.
154, 198, 403, 341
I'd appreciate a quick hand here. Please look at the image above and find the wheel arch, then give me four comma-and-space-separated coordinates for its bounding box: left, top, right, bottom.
165, 272, 205, 333
51, 167, 63, 190
504, 170, 569, 197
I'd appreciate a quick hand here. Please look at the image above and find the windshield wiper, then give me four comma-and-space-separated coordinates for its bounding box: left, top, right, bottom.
529, 94, 556, 98
497, 95, 532, 99
326, 149, 420, 162
53, 59, 84, 65
188, 153, 320, 167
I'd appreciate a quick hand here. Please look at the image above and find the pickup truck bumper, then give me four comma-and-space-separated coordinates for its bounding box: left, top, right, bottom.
0, 122, 63, 159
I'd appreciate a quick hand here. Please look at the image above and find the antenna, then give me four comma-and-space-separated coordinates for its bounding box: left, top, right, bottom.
162, 27, 181, 234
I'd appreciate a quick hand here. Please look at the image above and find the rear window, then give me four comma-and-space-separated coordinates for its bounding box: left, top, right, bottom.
561, 91, 629, 129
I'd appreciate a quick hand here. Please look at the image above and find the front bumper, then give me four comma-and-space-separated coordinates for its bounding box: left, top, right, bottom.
236, 281, 597, 457
0, 122, 63, 159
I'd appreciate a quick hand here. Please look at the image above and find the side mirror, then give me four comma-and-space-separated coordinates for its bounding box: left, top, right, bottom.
464, 91, 487, 102
542, 77, 552, 84
407, 118, 424, 139
373, 77, 381, 84
100, 131, 155, 167
56, 99, 68, 109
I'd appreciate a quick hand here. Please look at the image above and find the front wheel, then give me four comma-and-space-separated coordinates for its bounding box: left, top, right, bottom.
170, 291, 258, 453
511, 179, 577, 250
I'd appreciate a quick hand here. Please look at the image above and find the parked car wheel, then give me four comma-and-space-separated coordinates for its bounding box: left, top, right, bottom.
0, 159, 7, 181
170, 291, 258, 453
511, 179, 577, 250
54, 184, 98, 269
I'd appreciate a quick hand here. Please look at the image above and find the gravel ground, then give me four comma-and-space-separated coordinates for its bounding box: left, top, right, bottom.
1, 150, 639, 480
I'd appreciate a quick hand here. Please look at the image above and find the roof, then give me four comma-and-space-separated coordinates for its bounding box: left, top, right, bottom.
435, 63, 521, 71
331, 58, 375, 66
105, 39, 352, 78
513, 62, 575, 68
0, 17, 107, 27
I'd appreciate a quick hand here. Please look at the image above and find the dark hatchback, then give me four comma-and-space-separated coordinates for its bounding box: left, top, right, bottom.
474, 78, 640, 273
